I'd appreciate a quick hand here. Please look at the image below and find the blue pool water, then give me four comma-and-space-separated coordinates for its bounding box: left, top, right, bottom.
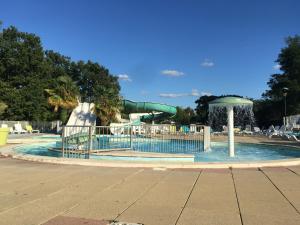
32, 135, 61, 140
14, 141, 300, 162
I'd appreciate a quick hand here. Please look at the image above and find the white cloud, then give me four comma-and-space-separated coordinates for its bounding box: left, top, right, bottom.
159, 89, 211, 98
190, 89, 200, 97
159, 93, 187, 98
161, 70, 185, 77
273, 64, 280, 70
201, 59, 214, 67
117, 74, 132, 82
200, 91, 212, 96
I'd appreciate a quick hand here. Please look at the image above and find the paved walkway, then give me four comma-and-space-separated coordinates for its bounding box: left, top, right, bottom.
0, 158, 299, 225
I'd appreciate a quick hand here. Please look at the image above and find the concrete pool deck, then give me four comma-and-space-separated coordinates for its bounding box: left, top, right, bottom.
0, 157, 299, 225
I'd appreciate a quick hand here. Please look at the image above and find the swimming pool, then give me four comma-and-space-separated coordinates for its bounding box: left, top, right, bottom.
14, 141, 300, 162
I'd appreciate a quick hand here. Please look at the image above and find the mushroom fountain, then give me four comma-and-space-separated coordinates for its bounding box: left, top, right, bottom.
208, 97, 253, 157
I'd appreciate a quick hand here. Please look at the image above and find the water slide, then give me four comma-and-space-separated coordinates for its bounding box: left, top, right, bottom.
122, 100, 177, 122
65, 102, 97, 137
110, 100, 177, 134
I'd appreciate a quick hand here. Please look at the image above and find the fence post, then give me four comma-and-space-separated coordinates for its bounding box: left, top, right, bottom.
88, 126, 93, 159
62, 126, 65, 158
204, 126, 211, 152
130, 125, 133, 149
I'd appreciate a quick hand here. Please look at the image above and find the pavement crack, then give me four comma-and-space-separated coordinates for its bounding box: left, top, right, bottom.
258, 168, 300, 215
174, 170, 202, 225
230, 168, 244, 225
286, 167, 300, 176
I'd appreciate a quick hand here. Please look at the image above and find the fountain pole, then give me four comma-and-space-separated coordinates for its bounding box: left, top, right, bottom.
227, 106, 235, 157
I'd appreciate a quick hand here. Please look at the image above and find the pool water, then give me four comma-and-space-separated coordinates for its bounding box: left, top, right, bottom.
14, 141, 300, 162
32, 135, 61, 140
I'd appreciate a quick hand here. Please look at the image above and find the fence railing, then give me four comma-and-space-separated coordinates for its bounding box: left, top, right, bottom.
61, 124, 205, 159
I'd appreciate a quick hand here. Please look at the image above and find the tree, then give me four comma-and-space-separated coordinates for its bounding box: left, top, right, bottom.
253, 99, 282, 128
0, 26, 51, 121
44, 50, 72, 79
195, 95, 218, 124
45, 76, 79, 123
259, 35, 300, 126
173, 106, 197, 125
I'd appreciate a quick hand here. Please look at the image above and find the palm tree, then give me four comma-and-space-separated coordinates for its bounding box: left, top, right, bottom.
45, 76, 79, 113
93, 91, 121, 126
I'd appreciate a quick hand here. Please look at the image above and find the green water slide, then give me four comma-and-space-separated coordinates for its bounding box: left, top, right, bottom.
122, 100, 177, 122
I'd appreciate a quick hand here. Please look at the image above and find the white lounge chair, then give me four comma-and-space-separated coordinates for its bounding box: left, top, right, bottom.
241, 125, 253, 135
264, 125, 275, 136
1, 124, 13, 133
290, 135, 300, 142
253, 127, 262, 135
269, 125, 286, 138
13, 124, 27, 134
222, 125, 228, 134
211, 130, 222, 136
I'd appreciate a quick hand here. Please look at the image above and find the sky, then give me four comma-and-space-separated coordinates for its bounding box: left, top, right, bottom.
1, 0, 300, 107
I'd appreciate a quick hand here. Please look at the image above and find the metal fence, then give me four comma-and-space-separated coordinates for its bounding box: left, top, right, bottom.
61, 124, 205, 159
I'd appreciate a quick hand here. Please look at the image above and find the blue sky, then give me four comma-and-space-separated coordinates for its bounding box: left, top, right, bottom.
1, 0, 300, 107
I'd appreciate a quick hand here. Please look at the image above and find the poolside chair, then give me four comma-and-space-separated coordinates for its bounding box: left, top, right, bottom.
274, 125, 280, 131
221, 125, 228, 134
211, 129, 221, 136
190, 124, 197, 133
234, 127, 241, 134
25, 125, 40, 133
286, 124, 294, 132
1, 124, 13, 133
170, 125, 176, 134
268, 125, 286, 138
13, 124, 27, 134
241, 125, 253, 135
253, 127, 262, 135
290, 135, 300, 142
180, 125, 190, 134
264, 125, 275, 136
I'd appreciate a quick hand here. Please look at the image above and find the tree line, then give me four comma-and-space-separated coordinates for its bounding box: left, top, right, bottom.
0, 24, 120, 125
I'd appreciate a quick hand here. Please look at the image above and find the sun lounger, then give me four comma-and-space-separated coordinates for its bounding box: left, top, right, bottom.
240, 125, 253, 135
290, 135, 300, 142
180, 125, 190, 134
253, 127, 262, 135
1, 124, 13, 133
268, 125, 286, 138
234, 127, 241, 133
221, 125, 228, 134
264, 125, 274, 136
13, 124, 27, 134
25, 125, 40, 133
